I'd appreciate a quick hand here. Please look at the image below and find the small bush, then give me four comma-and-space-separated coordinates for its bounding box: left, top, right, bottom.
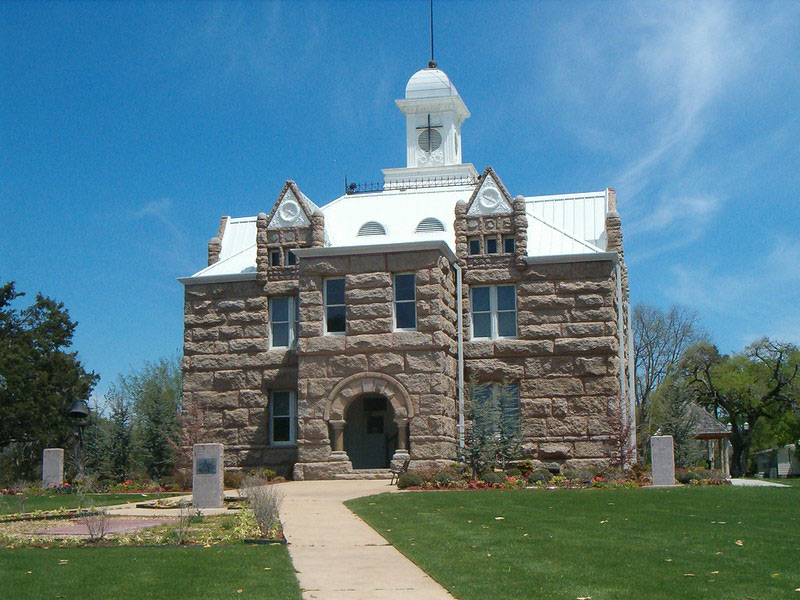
432, 471, 457, 488
224, 470, 246, 489
480, 471, 506, 484
675, 470, 699, 484
247, 467, 278, 482
397, 471, 423, 489
505, 467, 523, 479
527, 469, 553, 484
242, 475, 283, 538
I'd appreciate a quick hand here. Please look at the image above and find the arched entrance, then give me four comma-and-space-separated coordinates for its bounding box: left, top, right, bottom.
344, 394, 398, 469
325, 372, 413, 468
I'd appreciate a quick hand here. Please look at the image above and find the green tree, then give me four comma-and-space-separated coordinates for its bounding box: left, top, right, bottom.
106, 387, 134, 481
647, 376, 704, 467
460, 380, 521, 477
681, 339, 800, 476
119, 356, 181, 481
0, 282, 98, 481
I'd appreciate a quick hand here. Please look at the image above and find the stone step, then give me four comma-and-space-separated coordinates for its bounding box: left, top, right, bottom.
334, 469, 392, 480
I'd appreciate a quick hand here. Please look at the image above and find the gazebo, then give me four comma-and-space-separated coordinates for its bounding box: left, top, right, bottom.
688, 403, 731, 478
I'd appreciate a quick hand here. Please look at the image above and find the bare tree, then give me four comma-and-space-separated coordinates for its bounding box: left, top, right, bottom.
633, 304, 706, 459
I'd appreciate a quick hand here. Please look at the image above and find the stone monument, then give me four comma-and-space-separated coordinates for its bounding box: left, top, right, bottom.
42, 448, 64, 488
192, 443, 224, 509
650, 435, 676, 486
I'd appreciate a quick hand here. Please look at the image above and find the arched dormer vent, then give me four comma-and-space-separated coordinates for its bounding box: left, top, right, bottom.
357, 221, 387, 236
415, 217, 446, 233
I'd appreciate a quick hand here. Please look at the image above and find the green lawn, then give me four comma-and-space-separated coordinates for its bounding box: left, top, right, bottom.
0, 493, 181, 515
0, 545, 302, 599
347, 486, 800, 600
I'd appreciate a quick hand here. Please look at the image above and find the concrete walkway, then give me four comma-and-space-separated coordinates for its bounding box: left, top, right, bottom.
729, 478, 789, 487
276, 479, 455, 600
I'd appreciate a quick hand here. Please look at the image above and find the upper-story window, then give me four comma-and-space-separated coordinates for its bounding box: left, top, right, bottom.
270, 390, 296, 445
486, 237, 498, 254
324, 278, 346, 334
504, 237, 515, 253
357, 221, 387, 236
286, 249, 297, 266
468, 237, 481, 255
269, 250, 281, 266
269, 296, 298, 348
471, 285, 517, 339
393, 273, 416, 330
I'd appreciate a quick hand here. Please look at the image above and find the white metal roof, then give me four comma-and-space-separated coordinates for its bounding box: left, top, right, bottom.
405, 68, 458, 99
182, 188, 610, 282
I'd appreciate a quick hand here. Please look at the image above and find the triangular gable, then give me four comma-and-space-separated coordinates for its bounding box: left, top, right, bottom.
266, 180, 315, 228
466, 166, 513, 216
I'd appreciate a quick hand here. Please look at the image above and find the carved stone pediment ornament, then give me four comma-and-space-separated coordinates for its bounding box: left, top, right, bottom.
467, 177, 512, 216
269, 188, 311, 228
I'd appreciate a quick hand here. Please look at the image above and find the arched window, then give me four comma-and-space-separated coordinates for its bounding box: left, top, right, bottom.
414, 217, 446, 233
357, 221, 387, 236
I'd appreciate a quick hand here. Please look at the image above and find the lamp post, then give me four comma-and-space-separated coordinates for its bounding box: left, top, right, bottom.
67, 398, 90, 479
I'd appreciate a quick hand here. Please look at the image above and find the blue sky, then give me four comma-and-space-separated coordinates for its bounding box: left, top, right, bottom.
2, 1, 799, 397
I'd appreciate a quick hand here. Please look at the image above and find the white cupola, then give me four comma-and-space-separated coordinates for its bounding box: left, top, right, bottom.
383, 62, 477, 186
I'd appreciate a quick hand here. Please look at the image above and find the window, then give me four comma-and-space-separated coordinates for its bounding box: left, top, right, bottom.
270, 391, 296, 445
471, 285, 517, 339
269, 250, 281, 266
472, 383, 520, 437
468, 237, 481, 255
286, 249, 297, 266
324, 278, 346, 334
269, 296, 298, 348
393, 273, 416, 330
503, 237, 515, 253
486, 237, 498, 254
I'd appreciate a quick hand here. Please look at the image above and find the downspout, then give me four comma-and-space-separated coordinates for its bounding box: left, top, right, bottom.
453, 262, 465, 451
626, 301, 637, 459
614, 260, 627, 437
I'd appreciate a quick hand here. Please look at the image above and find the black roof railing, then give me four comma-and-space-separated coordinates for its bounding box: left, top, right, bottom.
345, 174, 478, 195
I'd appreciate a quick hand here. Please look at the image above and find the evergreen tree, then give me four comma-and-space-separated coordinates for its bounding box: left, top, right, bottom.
106, 387, 133, 481
0, 282, 98, 481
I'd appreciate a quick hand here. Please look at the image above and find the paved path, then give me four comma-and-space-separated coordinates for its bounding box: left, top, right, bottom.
729, 478, 789, 487
276, 479, 455, 600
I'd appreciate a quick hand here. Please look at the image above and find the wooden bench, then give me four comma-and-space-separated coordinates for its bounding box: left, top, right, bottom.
390, 458, 411, 485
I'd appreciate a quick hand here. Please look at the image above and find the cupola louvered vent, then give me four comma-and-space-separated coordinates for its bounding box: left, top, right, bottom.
415, 218, 446, 233
357, 221, 387, 236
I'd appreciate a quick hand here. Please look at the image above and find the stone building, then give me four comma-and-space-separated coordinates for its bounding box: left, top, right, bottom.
179, 64, 636, 479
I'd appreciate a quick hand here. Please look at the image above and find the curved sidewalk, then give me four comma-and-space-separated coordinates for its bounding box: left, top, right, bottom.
276, 479, 455, 600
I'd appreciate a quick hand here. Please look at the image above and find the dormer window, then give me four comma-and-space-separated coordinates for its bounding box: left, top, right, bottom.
415, 218, 446, 233
269, 250, 281, 266
504, 237, 515, 253
357, 221, 387, 236
486, 238, 498, 254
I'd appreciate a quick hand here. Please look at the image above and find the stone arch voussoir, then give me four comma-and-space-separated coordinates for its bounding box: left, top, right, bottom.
324, 372, 413, 423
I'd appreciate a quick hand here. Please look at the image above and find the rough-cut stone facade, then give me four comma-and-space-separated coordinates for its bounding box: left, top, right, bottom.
182, 172, 633, 479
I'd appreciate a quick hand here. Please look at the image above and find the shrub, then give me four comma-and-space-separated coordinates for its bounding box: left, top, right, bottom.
480, 471, 505, 484
247, 467, 278, 482
432, 471, 457, 488
397, 471, 423, 489
242, 475, 283, 538
505, 467, 522, 479
675, 469, 700, 484
527, 469, 553, 484
224, 470, 246, 489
